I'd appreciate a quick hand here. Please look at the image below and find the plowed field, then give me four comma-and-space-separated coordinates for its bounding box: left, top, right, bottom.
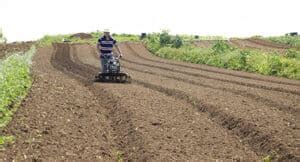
0, 42, 299, 161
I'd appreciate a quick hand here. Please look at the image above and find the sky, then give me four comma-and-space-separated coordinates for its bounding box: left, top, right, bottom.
0, 0, 300, 42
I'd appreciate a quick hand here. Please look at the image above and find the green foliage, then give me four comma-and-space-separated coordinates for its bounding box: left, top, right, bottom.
113, 34, 140, 42
116, 151, 123, 162
144, 33, 161, 53
263, 155, 273, 162
286, 48, 300, 59
38, 34, 71, 46
0, 136, 15, 145
212, 40, 235, 54
38, 32, 140, 46
267, 35, 300, 46
171, 35, 183, 48
144, 31, 185, 52
0, 46, 36, 128
159, 30, 172, 46
147, 35, 300, 80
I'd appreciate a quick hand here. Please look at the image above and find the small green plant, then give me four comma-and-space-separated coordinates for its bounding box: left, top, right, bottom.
116, 151, 123, 162
0, 136, 15, 145
263, 155, 273, 162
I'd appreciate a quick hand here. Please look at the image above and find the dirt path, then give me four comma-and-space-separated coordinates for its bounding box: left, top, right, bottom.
1, 42, 299, 160
0, 42, 33, 59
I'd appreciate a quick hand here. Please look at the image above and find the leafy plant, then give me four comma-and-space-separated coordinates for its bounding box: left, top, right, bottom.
0, 136, 15, 145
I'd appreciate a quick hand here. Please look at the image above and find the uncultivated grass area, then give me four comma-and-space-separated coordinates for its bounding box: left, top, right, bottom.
0, 47, 36, 145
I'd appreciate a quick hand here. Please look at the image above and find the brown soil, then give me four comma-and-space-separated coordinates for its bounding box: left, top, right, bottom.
229, 38, 287, 53
229, 37, 300, 53
0, 42, 33, 59
70, 33, 92, 39
193, 40, 217, 48
246, 38, 290, 49
193, 38, 294, 53
0, 42, 299, 161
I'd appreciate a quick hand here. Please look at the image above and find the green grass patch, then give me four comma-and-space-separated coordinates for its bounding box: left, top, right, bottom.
145, 33, 300, 80
37, 34, 88, 46
112, 33, 140, 42
37, 32, 140, 47
0, 46, 36, 144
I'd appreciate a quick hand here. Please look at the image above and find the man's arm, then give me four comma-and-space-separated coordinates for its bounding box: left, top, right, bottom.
97, 42, 102, 56
114, 43, 123, 57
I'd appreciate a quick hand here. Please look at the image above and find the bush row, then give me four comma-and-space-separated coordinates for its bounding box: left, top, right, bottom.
0, 47, 36, 145
145, 34, 300, 80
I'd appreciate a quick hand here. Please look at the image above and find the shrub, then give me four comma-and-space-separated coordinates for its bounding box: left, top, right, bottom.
159, 30, 172, 46
212, 40, 234, 54
171, 35, 183, 48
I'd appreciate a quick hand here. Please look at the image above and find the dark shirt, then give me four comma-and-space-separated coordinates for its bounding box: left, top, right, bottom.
98, 36, 117, 54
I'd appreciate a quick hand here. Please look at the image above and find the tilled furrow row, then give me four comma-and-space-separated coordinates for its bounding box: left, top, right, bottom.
132, 79, 296, 160
126, 43, 300, 87
89, 47, 297, 114
245, 38, 289, 49
83, 44, 297, 160
51, 43, 150, 161
121, 65, 296, 114
122, 50, 300, 96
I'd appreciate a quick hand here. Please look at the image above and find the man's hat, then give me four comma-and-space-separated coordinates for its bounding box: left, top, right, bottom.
103, 29, 110, 33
